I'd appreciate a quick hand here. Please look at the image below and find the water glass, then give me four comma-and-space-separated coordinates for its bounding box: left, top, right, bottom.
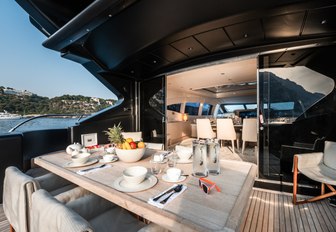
167, 152, 178, 168
150, 159, 163, 175
192, 139, 208, 177
206, 139, 220, 175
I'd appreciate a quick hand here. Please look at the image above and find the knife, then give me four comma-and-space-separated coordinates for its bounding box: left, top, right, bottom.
79, 164, 106, 173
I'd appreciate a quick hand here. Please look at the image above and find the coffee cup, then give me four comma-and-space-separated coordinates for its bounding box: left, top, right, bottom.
103, 154, 115, 162
166, 168, 182, 181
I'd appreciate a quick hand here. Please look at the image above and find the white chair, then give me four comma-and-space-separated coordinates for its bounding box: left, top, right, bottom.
293, 141, 336, 204
31, 189, 167, 232
216, 118, 237, 153
241, 118, 257, 154
2, 166, 89, 232
145, 142, 164, 150
196, 119, 216, 140
122, 132, 142, 141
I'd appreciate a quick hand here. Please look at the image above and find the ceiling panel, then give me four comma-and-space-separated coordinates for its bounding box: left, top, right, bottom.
171, 37, 208, 57
302, 6, 336, 35
263, 12, 305, 39
152, 45, 187, 63
224, 20, 264, 47
138, 53, 170, 68
195, 28, 234, 52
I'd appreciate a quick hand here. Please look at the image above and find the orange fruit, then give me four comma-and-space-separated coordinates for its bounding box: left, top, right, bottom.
137, 141, 145, 148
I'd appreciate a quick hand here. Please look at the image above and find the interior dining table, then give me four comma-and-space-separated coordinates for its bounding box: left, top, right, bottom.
34, 148, 257, 232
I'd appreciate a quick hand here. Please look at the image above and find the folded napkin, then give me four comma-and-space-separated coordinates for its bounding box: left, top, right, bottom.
148, 184, 187, 209
76, 164, 112, 175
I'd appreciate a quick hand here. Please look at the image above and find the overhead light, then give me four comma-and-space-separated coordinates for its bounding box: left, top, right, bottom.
188, 47, 193, 51
321, 19, 327, 25
244, 33, 248, 38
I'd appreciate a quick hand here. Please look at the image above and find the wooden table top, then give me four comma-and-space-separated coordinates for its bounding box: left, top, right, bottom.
34, 149, 257, 232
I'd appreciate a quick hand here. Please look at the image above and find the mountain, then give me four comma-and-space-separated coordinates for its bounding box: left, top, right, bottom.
0, 87, 116, 115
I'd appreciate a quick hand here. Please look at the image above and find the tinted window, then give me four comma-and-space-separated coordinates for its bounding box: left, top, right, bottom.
201, 103, 213, 115
185, 102, 200, 115
223, 104, 245, 112
167, 104, 181, 113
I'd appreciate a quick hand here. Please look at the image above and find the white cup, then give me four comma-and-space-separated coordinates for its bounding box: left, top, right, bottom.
176, 150, 192, 161
166, 168, 182, 181
103, 154, 114, 162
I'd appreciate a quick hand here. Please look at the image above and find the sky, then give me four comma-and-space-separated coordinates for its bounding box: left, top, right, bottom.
0, 0, 117, 100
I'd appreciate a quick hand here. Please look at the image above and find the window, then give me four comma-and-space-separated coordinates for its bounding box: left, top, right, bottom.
245, 104, 257, 109
185, 102, 200, 115
201, 103, 213, 115
167, 104, 181, 113
223, 104, 245, 112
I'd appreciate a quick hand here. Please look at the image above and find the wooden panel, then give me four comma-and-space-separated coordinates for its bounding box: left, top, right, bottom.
0, 204, 10, 232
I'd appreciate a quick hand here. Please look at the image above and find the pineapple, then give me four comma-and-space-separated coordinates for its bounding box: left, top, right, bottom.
104, 123, 125, 148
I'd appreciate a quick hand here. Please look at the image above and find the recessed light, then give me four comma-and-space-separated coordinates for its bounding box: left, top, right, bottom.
86, 29, 90, 32
321, 19, 327, 25
153, 60, 157, 64
244, 33, 248, 38
130, 70, 135, 74
188, 47, 193, 51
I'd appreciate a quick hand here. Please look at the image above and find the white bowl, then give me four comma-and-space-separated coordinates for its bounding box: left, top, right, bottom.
123, 166, 148, 185
105, 147, 115, 154
176, 149, 192, 161
71, 152, 90, 165
115, 148, 145, 163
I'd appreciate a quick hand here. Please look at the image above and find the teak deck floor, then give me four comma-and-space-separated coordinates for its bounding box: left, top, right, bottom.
1, 188, 335, 232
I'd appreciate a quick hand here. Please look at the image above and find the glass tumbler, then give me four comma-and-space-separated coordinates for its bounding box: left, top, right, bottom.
206, 139, 220, 175
192, 140, 208, 177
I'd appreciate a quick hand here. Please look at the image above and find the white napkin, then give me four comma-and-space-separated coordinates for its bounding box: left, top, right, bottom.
76, 164, 112, 175
148, 184, 187, 209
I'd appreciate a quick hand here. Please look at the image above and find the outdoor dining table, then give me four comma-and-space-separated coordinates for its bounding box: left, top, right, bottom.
34, 149, 257, 232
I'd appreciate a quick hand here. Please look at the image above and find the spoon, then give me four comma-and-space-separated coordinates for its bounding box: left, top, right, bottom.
160, 184, 183, 204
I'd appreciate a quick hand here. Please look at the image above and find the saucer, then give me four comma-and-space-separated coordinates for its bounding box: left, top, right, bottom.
162, 174, 187, 183
63, 157, 98, 168
99, 156, 118, 163
176, 158, 192, 164
113, 174, 158, 193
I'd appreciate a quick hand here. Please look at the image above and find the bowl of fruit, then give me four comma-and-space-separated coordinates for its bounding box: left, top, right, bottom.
104, 123, 146, 163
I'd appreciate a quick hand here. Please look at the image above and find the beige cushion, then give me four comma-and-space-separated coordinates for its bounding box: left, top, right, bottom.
31, 189, 93, 232
3, 166, 40, 232
323, 141, 336, 170
296, 151, 336, 185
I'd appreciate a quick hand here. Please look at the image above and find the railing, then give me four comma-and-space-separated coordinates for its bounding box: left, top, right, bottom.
8, 114, 84, 133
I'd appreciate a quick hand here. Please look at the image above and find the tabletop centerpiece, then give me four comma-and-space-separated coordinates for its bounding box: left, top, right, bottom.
104, 123, 145, 162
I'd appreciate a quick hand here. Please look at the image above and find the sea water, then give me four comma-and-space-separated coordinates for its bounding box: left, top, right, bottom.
0, 118, 79, 134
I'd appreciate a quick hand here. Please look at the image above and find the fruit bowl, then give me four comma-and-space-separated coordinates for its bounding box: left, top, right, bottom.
115, 148, 146, 163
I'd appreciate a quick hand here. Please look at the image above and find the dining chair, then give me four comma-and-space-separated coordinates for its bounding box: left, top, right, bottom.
122, 132, 142, 141
293, 140, 336, 204
145, 142, 164, 150
31, 189, 167, 232
216, 118, 237, 153
241, 118, 257, 155
196, 119, 216, 140
2, 166, 89, 232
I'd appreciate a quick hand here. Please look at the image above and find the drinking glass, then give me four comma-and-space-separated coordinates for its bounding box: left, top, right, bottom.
150, 159, 163, 175
167, 152, 178, 168
192, 139, 208, 177
206, 139, 220, 175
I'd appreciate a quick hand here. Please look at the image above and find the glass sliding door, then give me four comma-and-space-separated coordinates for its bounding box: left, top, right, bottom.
258, 44, 336, 191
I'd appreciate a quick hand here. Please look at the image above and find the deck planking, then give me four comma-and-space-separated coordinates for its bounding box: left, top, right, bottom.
241, 188, 336, 232
1, 188, 336, 232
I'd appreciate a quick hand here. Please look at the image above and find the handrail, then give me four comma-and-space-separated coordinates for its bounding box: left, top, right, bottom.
8, 114, 84, 133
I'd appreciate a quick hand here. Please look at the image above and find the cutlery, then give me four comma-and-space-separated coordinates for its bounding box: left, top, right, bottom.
79, 164, 106, 173
153, 184, 183, 202
160, 184, 183, 204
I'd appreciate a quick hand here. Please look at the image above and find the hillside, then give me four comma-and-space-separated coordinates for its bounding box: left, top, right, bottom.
0, 87, 116, 115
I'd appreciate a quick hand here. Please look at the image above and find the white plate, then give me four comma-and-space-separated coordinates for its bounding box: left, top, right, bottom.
162, 174, 187, 183
63, 157, 98, 168
176, 158, 192, 164
113, 174, 158, 193
99, 157, 118, 163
